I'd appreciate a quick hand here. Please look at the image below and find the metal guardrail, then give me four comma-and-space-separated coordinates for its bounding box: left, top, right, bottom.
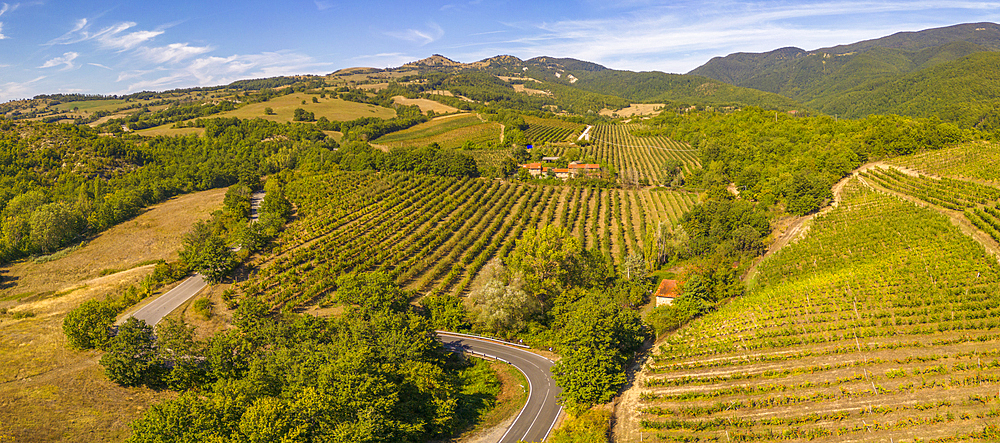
435, 330, 531, 349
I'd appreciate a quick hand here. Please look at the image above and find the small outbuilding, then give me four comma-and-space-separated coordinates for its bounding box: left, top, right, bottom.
655, 279, 680, 307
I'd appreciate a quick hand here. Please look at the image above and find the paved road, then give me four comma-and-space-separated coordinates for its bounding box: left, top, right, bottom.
119, 274, 207, 326
119, 191, 266, 326
438, 332, 562, 443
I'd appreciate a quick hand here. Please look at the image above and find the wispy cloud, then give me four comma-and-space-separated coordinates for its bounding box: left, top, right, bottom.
45, 19, 163, 50
386, 22, 444, 46
351, 52, 419, 68
39, 52, 78, 70
481, 0, 1000, 72
0, 75, 45, 101
315, 0, 333, 10
120, 51, 329, 93
137, 42, 214, 64
88, 62, 112, 70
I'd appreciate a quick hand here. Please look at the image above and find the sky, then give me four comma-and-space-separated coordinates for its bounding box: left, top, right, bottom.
0, 0, 998, 101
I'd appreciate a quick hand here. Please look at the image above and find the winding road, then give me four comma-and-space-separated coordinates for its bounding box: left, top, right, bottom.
437, 332, 562, 443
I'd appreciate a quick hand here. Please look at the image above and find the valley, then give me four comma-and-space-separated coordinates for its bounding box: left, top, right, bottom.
1, 19, 1000, 443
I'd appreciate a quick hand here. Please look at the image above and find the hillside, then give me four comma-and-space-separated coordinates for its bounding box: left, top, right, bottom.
688, 22, 1000, 120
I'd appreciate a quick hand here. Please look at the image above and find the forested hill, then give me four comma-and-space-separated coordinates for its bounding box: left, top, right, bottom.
566, 70, 803, 110
689, 22, 1000, 86
685, 22, 1000, 120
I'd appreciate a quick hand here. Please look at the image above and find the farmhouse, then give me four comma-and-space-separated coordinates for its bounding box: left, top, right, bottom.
654, 279, 680, 306
519, 161, 602, 180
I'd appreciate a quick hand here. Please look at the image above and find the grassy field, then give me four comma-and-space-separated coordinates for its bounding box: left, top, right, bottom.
52, 100, 127, 113
0, 188, 226, 443
216, 93, 396, 122
374, 113, 501, 149
889, 141, 1000, 183
620, 178, 1000, 442
599, 103, 666, 118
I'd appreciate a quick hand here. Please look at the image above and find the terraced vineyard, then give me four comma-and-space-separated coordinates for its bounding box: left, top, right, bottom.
239, 172, 698, 311
861, 166, 1000, 211
557, 124, 701, 186
890, 142, 1000, 183
631, 179, 1000, 442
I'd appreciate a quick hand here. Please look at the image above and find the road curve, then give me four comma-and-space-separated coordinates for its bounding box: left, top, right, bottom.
437, 332, 562, 443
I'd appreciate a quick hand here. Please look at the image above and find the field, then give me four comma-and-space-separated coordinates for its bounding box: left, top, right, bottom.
216, 93, 396, 122
621, 179, 1000, 442
600, 103, 666, 118
392, 95, 460, 114
889, 141, 1000, 183
52, 99, 127, 113
238, 172, 699, 311
374, 113, 501, 149
522, 115, 585, 145
550, 124, 701, 186
135, 125, 206, 137
0, 188, 226, 443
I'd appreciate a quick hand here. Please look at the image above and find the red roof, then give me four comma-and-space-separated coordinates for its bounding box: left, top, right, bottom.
568, 163, 600, 169
553, 168, 570, 173
521, 162, 542, 169
655, 279, 680, 298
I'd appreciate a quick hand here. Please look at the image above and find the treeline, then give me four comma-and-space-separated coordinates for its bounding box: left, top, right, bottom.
0, 118, 336, 265
70, 271, 506, 442
97, 101, 238, 132
334, 142, 479, 177
645, 107, 975, 215
316, 104, 428, 141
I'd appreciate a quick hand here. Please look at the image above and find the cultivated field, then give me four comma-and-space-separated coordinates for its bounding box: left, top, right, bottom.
0, 188, 226, 443
621, 179, 1000, 442
216, 93, 396, 122
374, 113, 500, 149
600, 104, 666, 118
392, 95, 460, 114
239, 172, 698, 311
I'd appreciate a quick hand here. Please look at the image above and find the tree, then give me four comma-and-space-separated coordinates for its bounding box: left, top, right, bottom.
335, 271, 409, 312
100, 317, 165, 387
508, 226, 581, 304
29, 202, 82, 253
62, 300, 118, 350
264, 107, 274, 115
179, 221, 237, 283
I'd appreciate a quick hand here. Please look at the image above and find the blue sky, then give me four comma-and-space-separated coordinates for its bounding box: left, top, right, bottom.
0, 0, 998, 101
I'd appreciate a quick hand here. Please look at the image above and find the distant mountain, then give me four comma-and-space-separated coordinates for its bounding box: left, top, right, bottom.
688, 22, 1000, 119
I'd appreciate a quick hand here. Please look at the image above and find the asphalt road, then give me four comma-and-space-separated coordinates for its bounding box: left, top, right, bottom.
437, 332, 562, 443
119, 274, 207, 326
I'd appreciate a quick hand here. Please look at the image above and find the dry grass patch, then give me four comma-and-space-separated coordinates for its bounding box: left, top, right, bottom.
136, 125, 206, 137
392, 96, 459, 114
0, 188, 225, 443
600, 103, 665, 118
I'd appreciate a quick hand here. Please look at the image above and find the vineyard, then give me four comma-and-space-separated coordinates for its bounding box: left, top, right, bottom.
629, 179, 1000, 442
889, 141, 1000, 183
523, 124, 578, 144
239, 172, 698, 311
859, 165, 1000, 247
553, 124, 701, 186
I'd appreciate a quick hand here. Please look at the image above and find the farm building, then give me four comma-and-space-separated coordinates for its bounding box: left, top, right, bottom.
654, 279, 680, 306
520, 161, 602, 180
541, 156, 560, 162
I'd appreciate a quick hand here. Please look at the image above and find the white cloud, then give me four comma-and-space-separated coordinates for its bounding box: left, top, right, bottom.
39, 52, 78, 70
0, 75, 45, 101
0, 22, 6, 39
386, 22, 444, 46
99, 28, 163, 51
137, 42, 213, 64
88, 62, 112, 70
120, 51, 329, 93
351, 52, 419, 68
315, 1, 333, 10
